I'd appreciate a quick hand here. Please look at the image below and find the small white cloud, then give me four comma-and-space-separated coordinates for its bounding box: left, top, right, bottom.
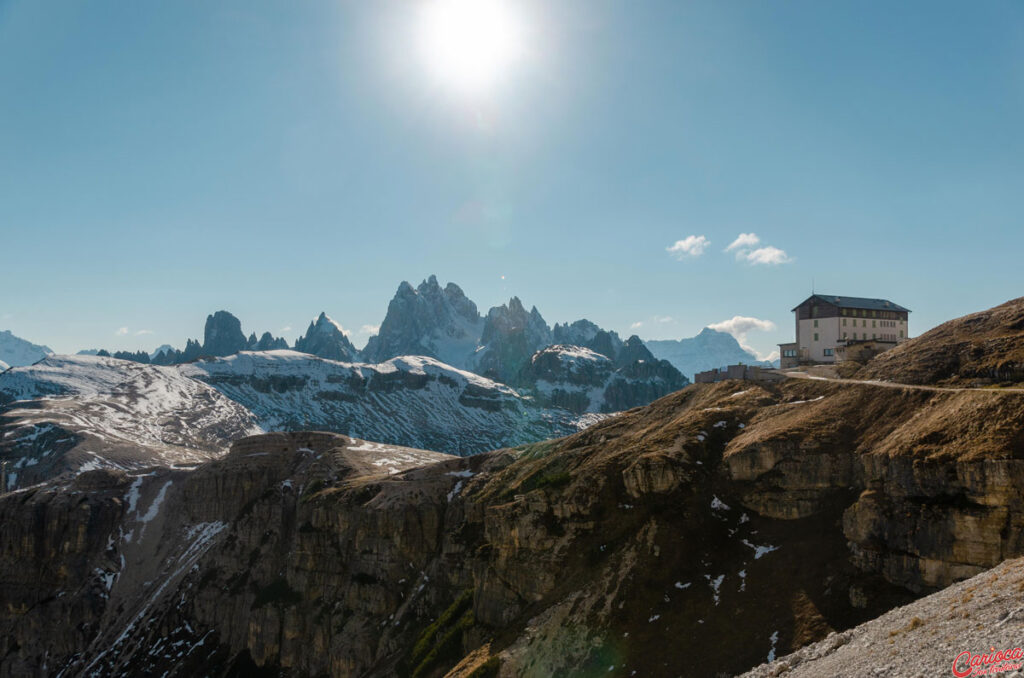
116, 327, 129, 336
708, 316, 776, 337
280, 326, 292, 333
630, 321, 644, 330
725, 233, 792, 265
654, 316, 673, 323
666, 235, 710, 259
740, 246, 792, 265
708, 316, 778, 358
135, 329, 153, 336
763, 350, 780, 362
725, 233, 760, 252
360, 324, 381, 335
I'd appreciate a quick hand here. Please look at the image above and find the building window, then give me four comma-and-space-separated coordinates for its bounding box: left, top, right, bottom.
842, 332, 847, 339
814, 319, 819, 328
872, 320, 876, 328
814, 333, 819, 341
862, 320, 866, 327
823, 348, 834, 356
899, 331, 904, 338
852, 332, 857, 339
843, 319, 847, 326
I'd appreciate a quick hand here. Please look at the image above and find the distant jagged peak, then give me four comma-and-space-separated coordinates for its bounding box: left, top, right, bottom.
616, 334, 655, 364
203, 310, 248, 357
294, 312, 358, 362
310, 311, 348, 335
362, 275, 483, 365
390, 275, 479, 317
553, 318, 624, 361
475, 297, 553, 385
645, 327, 770, 380
553, 319, 602, 343
149, 344, 176, 360
483, 297, 550, 335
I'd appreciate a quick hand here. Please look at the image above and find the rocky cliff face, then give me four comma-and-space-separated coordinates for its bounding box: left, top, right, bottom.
4, 369, 1023, 677
294, 312, 359, 361
202, 311, 249, 357
362, 276, 484, 368
473, 297, 552, 385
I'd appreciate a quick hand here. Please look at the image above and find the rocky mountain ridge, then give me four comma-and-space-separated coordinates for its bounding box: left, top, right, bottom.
294, 312, 359, 362
0, 351, 602, 490
2, 296, 1023, 676
362, 276, 690, 411
362, 275, 484, 368
647, 327, 775, 380
522, 340, 688, 413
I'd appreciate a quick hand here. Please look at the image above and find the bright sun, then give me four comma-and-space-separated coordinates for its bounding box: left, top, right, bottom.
419, 0, 525, 94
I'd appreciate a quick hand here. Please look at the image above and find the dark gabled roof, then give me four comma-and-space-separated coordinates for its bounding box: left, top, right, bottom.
792, 294, 911, 313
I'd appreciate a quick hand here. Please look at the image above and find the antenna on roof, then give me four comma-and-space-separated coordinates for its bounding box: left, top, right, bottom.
811, 277, 815, 294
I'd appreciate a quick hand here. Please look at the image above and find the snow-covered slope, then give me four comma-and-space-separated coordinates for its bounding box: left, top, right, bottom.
647, 328, 774, 380
0, 329, 52, 368
0, 355, 262, 489
181, 350, 600, 456
0, 359, 8, 372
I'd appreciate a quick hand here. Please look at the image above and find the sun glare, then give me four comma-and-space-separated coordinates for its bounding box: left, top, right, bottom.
419, 0, 525, 94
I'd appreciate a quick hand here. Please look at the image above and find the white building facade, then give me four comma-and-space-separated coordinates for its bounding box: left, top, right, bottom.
779, 294, 910, 367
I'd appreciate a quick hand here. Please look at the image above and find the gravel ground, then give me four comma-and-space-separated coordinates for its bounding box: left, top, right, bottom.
740, 556, 1024, 678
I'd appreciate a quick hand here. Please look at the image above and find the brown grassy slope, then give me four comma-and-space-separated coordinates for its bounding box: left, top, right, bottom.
858, 296, 1024, 385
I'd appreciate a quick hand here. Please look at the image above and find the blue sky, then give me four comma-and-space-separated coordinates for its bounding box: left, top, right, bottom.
1, 0, 1022, 358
